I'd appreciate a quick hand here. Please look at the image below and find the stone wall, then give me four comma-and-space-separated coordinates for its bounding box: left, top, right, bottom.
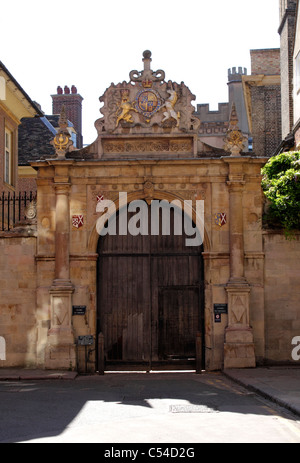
0, 232, 37, 367
263, 231, 300, 364
1, 213, 300, 370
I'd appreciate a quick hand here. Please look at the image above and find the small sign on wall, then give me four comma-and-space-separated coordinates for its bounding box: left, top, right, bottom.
78, 335, 93, 346
72, 305, 86, 316
214, 313, 221, 323
214, 303, 228, 314
214, 304, 228, 323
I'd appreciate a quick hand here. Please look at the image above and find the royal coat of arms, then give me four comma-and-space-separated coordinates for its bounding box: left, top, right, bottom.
96, 50, 199, 135
135, 88, 162, 120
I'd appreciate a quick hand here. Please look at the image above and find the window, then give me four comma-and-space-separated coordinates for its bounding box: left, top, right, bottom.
0, 76, 5, 100
296, 52, 300, 95
4, 128, 12, 185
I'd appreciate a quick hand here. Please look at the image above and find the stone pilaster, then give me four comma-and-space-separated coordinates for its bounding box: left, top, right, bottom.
223, 157, 256, 369
45, 164, 76, 370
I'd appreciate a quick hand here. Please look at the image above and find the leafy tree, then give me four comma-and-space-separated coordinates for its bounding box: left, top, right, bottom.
261, 151, 300, 234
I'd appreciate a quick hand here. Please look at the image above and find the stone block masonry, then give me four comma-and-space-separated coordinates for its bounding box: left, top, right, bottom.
0, 235, 37, 367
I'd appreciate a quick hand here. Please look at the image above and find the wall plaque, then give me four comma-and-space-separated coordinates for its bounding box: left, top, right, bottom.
214, 303, 228, 314
72, 305, 86, 316
78, 335, 93, 346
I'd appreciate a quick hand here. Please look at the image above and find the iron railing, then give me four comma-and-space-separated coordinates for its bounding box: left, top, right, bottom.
0, 191, 36, 231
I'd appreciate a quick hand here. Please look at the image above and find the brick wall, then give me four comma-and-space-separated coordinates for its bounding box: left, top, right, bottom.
279, 0, 297, 138
251, 49, 281, 76
248, 49, 281, 156
250, 84, 282, 156
17, 177, 37, 194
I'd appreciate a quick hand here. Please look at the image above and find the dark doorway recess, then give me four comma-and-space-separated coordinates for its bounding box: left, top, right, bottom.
97, 201, 204, 371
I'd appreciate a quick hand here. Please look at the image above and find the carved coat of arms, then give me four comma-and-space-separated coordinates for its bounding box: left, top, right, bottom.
72, 215, 84, 229
135, 87, 162, 121
214, 213, 227, 227
96, 50, 200, 134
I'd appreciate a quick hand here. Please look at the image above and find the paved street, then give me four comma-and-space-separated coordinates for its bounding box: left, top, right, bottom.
0, 371, 300, 444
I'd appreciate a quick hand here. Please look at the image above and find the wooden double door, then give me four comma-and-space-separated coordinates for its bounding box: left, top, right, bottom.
97, 203, 204, 370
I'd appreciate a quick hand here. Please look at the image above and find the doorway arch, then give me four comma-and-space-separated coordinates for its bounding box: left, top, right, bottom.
96, 199, 205, 371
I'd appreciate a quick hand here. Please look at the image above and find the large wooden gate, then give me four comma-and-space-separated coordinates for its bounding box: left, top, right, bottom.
97, 202, 204, 370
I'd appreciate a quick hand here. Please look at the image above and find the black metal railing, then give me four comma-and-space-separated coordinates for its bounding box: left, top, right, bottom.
0, 191, 36, 231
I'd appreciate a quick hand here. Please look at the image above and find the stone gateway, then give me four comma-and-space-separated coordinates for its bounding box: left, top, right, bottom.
0, 51, 299, 372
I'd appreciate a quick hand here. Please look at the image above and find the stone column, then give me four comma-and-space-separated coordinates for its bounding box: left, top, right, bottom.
227, 172, 247, 285
223, 158, 256, 369
45, 164, 76, 370
53, 183, 72, 284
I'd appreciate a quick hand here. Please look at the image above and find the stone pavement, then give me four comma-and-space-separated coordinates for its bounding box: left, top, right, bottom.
224, 367, 300, 417
0, 366, 299, 418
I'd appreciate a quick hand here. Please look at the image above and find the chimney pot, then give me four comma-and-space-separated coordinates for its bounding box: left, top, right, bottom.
57, 86, 63, 94
64, 86, 70, 94
71, 85, 77, 94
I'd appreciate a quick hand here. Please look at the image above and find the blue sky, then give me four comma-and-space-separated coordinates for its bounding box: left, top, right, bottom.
1, 0, 280, 145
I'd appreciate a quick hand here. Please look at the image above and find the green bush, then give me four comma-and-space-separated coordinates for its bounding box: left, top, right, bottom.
261, 151, 300, 233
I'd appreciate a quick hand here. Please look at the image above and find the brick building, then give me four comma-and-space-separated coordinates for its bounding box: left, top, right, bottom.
279, 0, 298, 140
242, 49, 282, 157
196, 55, 282, 158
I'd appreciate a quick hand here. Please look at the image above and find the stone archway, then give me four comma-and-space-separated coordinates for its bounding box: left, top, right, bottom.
96, 198, 205, 371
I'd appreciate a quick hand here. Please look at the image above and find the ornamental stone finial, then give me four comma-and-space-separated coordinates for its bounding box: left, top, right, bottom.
223, 103, 247, 156
51, 105, 74, 159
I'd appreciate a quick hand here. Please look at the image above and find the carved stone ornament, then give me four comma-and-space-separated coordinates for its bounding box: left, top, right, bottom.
51, 105, 74, 158
25, 199, 37, 221
95, 51, 200, 135
223, 103, 247, 156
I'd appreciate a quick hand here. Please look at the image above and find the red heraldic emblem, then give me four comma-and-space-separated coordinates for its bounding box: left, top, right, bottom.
72, 215, 84, 229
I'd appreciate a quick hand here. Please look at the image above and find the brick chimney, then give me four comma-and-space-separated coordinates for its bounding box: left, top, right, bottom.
51, 85, 83, 148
